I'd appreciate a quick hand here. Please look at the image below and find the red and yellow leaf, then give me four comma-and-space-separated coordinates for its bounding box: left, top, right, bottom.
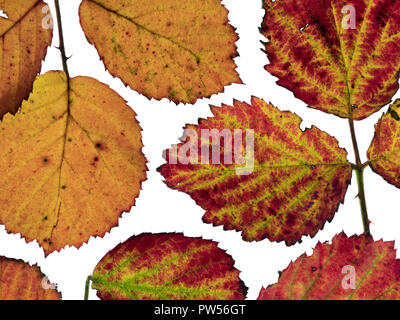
159, 97, 352, 244
0, 256, 61, 300
258, 233, 400, 300
0, 71, 147, 255
92, 233, 247, 300
79, 0, 241, 104
261, 0, 400, 120
367, 99, 400, 187
0, 0, 53, 117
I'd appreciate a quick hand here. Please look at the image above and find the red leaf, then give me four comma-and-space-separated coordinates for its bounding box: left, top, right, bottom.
261, 0, 400, 120
159, 98, 352, 244
258, 233, 400, 300
92, 233, 247, 300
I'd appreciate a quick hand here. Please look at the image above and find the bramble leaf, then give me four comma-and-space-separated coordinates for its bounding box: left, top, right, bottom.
0, 71, 147, 255
258, 233, 400, 300
92, 233, 247, 300
79, 0, 241, 104
159, 97, 352, 244
367, 99, 400, 187
261, 0, 400, 120
0, 256, 61, 300
0, 0, 53, 117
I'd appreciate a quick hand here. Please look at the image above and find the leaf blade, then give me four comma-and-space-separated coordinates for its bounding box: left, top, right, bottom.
261, 0, 400, 120
159, 97, 352, 244
367, 99, 400, 187
258, 233, 400, 300
79, 0, 241, 104
92, 233, 247, 300
0, 256, 61, 300
0, 71, 147, 255
0, 0, 53, 117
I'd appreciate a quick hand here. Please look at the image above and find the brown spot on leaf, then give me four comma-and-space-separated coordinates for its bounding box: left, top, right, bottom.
95, 142, 104, 150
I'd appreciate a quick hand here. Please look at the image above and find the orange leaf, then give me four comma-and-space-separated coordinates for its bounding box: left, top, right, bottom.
92, 233, 247, 300
261, 0, 400, 120
0, 0, 53, 117
258, 233, 400, 300
159, 97, 352, 244
0, 71, 147, 255
367, 99, 400, 187
79, 0, 241, 104
0, 256, 61, 300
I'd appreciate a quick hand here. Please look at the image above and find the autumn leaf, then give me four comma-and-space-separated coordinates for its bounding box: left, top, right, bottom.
0, 256, 61, 300
0, 0, 53, 117
158, 97, 352, 244
258, 233, 400, 300
79, 0, 241, 104
0, 71, 147, 255
91, 233, 247, 300
261, 0, 400, 120
367, 99, 400, 188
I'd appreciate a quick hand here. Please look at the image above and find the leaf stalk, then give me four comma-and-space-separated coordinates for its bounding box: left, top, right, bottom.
348, 118, 370, 236
84, 275, 93, 300
54, 0, 70, 82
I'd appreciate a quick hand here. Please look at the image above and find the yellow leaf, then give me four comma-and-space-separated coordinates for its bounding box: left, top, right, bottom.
79, 0, 241, 103
0, 71, 147, 255
0, 0, 53, 117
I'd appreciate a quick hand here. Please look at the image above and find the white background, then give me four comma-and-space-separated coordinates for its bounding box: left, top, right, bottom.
1, 0, 399, 300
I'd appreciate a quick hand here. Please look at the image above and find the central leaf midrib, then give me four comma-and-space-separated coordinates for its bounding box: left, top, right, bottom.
94, 277, 229, 299
47, 75, 72, 247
